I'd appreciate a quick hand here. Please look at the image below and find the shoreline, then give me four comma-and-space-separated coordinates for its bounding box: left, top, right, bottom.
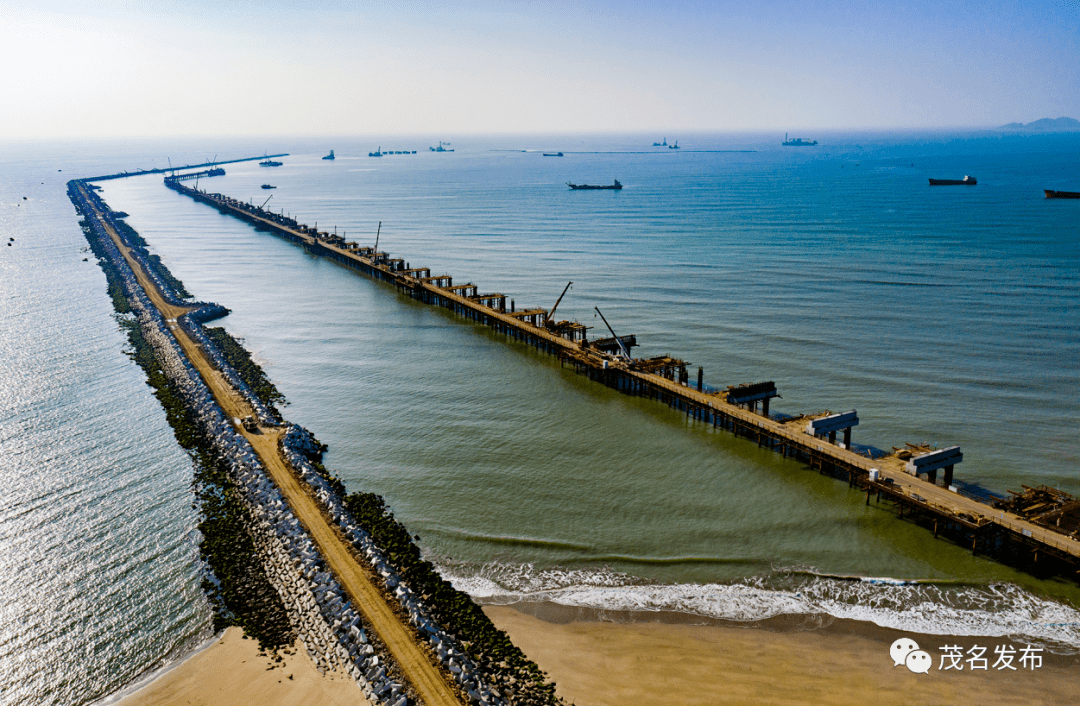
484, 599, 1080, 662
93, 630, 221, 706
483, 602, 1080, 705
114, 627, 369, 706
104, 603, 1080, 706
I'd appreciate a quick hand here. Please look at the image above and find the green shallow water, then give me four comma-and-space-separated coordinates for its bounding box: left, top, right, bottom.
97, 133, 1079, 611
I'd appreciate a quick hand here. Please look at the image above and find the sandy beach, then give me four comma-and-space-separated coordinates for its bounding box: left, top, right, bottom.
483, 604, 1080, 706
115, 607, 1079, 706
117, 627, 369, 706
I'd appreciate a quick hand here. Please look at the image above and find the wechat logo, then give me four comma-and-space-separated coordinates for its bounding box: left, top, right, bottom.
891, 638, 932, 674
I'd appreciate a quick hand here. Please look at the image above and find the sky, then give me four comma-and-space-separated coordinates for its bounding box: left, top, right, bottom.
2, 0, 1078, 138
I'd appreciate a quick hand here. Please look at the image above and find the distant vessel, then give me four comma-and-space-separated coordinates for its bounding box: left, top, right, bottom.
1045, 189, 1080, 199
543, 152, 564, 157
207, 167, 225, 177
782, 133, 818, 146
259, 153, 283, 167
653, 138, 668, 146
322, 150, 335, 160
668, 140, 680, 149
929, 176, 976, 185
261, 184, 276, 189
567, 179, 622, 190
430, 141, 454, 152
369, 147, 383, 157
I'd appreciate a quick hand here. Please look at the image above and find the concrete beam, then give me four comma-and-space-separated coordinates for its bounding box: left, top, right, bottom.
806, 410, 859, 436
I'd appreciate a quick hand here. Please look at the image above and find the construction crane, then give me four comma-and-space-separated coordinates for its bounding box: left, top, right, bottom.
260, 194, 273, 210
594, 307, 631, 360
546, 281, 572, 323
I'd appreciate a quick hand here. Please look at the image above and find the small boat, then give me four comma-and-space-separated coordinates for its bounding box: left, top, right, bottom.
430, 141, 454, 152
259, 153, 283, 167
653, 137, 667, 146
543, 152, 564, 157
567, 179, 622, 190
369, 147, 383, 157
929, 176, 976, 185
782, 133, 817, 146
1044, 189, 1080, 199
322, 150, 335, 160
668, 140, 680, 149
207, 167, 226, 176
261, 184, 276, 189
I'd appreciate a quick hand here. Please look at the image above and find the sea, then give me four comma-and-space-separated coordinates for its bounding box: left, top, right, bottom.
1, 131, 1078, 705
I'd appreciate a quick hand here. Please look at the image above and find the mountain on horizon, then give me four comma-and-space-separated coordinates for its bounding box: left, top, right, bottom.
998, 117, 1080, 131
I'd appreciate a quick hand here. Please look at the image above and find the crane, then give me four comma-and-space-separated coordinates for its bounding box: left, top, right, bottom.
547, 281, 572, 322
594, 307, 631, 360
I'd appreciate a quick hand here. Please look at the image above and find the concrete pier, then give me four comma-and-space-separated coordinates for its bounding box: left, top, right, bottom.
162, 176, 1080, 575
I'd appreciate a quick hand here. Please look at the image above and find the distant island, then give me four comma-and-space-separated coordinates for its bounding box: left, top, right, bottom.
998, 117, 1080, 131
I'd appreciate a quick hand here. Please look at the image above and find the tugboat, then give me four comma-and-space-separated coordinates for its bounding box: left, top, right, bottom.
1044, 189, 1080, 199
567, 179, 622, 190
430, 141, 454, 152
782, 133, 818, 146
929, 176, 976, 185
322, 150, 335, 160
261, 184, 276, 189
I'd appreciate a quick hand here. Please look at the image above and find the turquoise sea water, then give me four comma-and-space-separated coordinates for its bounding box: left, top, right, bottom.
1, 132, 1078, 704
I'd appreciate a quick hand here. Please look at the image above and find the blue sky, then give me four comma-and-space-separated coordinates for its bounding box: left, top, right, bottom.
3, 0, 1078, 137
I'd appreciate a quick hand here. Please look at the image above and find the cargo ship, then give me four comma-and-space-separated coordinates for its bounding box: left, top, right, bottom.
259, 154, 283, 167
929, 176, 976, 185
782, 133, 817, 146
567, 179, 622, 190
1044, 189, 1080, 199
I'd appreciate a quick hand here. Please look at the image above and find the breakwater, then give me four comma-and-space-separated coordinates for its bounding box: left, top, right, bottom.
161, 175, 1080, 581
70, 178, 563, 706
79, 153, 288, 182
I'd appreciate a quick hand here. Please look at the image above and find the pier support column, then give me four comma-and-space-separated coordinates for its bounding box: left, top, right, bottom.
762, 397, 770, 417
943, 465, 954, 488
843, 427, 852, 448
927, 469, 938, 485
697, 367, 703, 392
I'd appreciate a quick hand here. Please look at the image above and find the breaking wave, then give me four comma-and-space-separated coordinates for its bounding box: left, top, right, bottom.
441, 562, 1080, 652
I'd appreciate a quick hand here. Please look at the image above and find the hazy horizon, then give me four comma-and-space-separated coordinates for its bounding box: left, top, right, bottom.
4, 0, 1078, 139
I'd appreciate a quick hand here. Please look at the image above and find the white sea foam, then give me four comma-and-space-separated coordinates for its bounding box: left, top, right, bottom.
444, 563, 1080, 652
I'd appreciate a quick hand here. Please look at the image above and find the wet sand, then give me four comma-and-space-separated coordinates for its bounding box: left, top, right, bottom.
116, 627, 370, 706
483, 604, 1080, 706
